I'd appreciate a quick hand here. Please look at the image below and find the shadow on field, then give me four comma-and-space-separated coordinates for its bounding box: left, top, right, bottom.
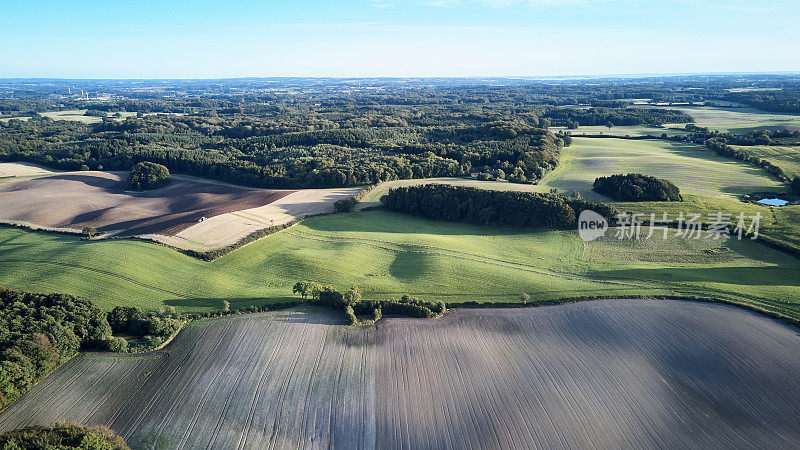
594, 266, 800, 286
302, 210, 533, 237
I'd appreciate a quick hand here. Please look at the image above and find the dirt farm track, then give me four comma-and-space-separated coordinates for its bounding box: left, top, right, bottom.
1, 299, 799, 449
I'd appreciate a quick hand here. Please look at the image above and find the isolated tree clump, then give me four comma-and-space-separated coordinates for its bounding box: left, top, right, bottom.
127, 161, 170, 191
593, 173, 682, 202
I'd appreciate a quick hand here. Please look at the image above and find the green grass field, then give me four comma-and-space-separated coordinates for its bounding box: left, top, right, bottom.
550, 125, 690, 137
539, 137, 786, 199
731, 145, 800, 179
1, 210, 799, 321
655, 105, 800, 133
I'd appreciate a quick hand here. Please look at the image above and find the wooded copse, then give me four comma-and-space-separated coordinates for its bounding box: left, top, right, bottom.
593, 174, 683, 202
380, 184, 614, 229
0, 423, 129, 449
126, 161, 170, 191
0, 288, 187, 411
0, 289, 112, 410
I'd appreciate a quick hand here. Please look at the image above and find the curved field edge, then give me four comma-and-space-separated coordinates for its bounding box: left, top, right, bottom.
1, 301, 800, 448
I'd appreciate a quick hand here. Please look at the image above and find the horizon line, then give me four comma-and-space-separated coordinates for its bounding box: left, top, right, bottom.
1, 71, 799, 82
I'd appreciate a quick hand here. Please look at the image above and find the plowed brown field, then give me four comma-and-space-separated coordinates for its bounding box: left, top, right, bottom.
1, 300, 799, 449
0, 171, 293, 237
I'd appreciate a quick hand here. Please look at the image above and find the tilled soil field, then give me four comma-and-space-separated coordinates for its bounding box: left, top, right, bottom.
0, 171, 293, 237
1, 300, 799, 449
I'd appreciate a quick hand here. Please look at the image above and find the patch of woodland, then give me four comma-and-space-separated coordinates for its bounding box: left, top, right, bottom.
593, 173, 682, 202
380, 184, 614, 229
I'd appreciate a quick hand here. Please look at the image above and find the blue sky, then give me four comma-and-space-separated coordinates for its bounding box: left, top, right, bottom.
2, 0, 799, 78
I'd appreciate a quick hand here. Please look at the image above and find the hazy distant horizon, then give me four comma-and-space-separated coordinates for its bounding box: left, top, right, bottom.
1, 72, 799, 82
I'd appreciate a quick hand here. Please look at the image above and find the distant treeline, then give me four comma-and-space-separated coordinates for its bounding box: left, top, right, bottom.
543, 107, 693, 128
380, 184, 613, 229
593, 174, 682, 202
684, 124, 800, 146
724, 90, 800, 113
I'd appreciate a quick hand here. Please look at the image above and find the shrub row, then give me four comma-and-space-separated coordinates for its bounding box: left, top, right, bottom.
133, 218, 301, 262
705, 140, 789, 182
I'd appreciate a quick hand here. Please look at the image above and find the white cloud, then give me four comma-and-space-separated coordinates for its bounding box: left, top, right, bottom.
369, 0, 395, 7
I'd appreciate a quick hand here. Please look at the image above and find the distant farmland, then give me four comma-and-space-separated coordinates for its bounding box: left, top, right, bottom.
539, 137, 785, 200
1, 300, 799, 448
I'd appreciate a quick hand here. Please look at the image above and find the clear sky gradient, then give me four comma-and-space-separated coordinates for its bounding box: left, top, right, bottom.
2, 0, 799, 78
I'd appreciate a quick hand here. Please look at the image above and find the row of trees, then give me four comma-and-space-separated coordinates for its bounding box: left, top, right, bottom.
292, 282, 446, 324
543, 107, 693, 127
705, 140, 790, 182
380, 184, 613, 229
593, 174, 682, 202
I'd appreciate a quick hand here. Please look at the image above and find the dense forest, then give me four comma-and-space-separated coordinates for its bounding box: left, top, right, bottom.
593, 174, 682, 201
1, 76, 799, 188
381, 184, 613, 229
0, 110, 570, 188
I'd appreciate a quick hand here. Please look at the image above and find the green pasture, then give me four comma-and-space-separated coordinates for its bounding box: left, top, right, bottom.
550, 125, 689, 137
731, 145, 800, 179
538, 137, 785, 200
655, 105, 800, 133
1, 210, 798, 321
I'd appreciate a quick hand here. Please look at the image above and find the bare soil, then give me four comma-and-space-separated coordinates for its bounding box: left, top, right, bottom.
0, 171, 293, 237
1, 300, 799, 448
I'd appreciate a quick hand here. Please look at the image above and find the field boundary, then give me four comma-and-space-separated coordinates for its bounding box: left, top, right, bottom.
132, 218, 303, 261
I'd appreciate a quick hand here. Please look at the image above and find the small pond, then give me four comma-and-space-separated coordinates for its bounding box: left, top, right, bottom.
757, 198, 789, 206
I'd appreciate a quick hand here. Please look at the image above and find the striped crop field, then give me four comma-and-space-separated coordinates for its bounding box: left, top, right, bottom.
1, 300, 799, 448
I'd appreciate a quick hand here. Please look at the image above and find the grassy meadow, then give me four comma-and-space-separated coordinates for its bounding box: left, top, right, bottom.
550, 124, 690, 137
731, 145, 800, 179
655, 105, 800, 133
1, 210, 799, 321
539, 137, 786, 199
